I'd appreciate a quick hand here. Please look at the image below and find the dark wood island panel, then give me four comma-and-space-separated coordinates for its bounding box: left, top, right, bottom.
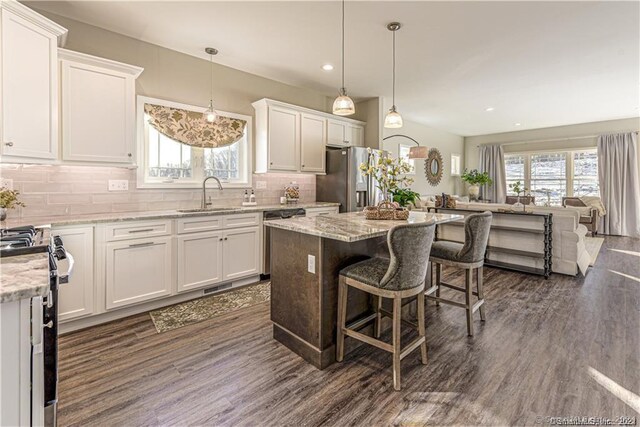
270, 227, 389, 369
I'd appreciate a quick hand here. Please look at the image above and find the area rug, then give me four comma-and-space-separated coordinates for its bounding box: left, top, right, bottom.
584, 236, 605, 266
149, 282, 270, 333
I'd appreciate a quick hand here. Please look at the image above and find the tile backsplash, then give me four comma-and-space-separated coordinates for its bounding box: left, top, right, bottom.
0, 164, 315, 219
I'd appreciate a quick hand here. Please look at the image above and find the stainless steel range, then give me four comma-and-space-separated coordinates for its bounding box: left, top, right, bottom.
0, 225, 73, 427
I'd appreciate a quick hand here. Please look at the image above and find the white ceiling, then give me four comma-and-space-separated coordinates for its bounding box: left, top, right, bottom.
28, 0, 640, 136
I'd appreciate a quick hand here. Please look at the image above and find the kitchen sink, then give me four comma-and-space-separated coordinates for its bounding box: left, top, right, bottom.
177, 207, 239, 213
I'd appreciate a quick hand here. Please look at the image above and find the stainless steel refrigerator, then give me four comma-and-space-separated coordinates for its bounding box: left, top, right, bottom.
316, 146, 387, 213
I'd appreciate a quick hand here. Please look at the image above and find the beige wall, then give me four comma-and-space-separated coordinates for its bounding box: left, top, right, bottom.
464, 117, 640, 169
381, 119, 465, 196
353, 97, 383, 149
37, 10, 332, 118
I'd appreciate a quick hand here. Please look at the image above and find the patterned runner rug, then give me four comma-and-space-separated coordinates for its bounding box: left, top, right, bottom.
149, 282, 270, 333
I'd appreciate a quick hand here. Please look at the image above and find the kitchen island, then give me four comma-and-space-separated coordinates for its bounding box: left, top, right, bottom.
265, 211, 462, 368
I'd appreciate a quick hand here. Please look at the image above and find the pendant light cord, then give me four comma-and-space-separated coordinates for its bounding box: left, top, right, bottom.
341, 0, 345, 91
392, 29, 396, 108
210, 53, 214, 101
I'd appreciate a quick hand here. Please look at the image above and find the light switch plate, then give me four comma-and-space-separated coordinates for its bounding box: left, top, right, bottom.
108, 179, 129, 191
255, 180, 267, 189
0, 178, 13, 190
307, 255, 316, 274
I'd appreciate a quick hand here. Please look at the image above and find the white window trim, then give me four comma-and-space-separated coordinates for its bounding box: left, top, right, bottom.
398, 144, 416, 175
505, 147, 598, 199
136, 95, 253, 189
450, 153, 462, 176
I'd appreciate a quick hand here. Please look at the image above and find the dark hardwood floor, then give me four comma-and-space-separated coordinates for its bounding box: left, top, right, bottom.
58, 236, 640, 426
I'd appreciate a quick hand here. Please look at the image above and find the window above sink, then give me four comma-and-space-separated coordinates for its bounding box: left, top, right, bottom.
136, 96, 252, 189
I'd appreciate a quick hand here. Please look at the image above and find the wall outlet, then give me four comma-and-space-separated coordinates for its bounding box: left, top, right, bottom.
255, 180, 267, 190
108, 179, 129, 191
0, 178, 13, 190
307, 255, 316, 274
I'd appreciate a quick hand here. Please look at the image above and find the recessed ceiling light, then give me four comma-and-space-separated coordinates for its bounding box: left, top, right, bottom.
322, 64, 334, 71
485, 107, 495, 112
514, 122, 522, 126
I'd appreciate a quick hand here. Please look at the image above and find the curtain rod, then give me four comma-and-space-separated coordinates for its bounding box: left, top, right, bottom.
476, 130, 639, 148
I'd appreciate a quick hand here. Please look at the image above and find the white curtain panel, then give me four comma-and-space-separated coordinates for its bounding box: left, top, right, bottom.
478, 144, 507, 203
597, 132, 640, 237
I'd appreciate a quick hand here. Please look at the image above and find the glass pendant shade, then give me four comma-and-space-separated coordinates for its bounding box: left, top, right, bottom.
384, 106, 403, 128
204, 100, 217, 123
408, 146, 429, 159
333, 89, 355, 116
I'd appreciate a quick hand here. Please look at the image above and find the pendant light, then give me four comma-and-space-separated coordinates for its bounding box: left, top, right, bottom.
384, 22, 403, 128
203, 47, 218, 123
332, 0, 355, 116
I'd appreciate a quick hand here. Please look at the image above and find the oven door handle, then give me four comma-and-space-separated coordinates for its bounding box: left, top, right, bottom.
58, 251, 75, 285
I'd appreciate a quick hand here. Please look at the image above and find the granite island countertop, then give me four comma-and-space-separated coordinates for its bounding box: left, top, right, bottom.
264, 211, 464, 242
0, 253, 50, 303
0, 202, 340, 228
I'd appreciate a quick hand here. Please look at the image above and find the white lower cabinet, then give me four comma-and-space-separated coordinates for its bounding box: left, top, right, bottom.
177, 231, 223, 292
105, 236, 173, 309
223, 226, 260, 281
53, 226, 95, 321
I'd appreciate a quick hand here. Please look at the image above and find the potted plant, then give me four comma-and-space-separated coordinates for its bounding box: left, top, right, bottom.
461, 169, 493, 201
359, 151, 413, 203
508, 180, 529, 211
0, 187, 25, 221
391, 188, 421, 209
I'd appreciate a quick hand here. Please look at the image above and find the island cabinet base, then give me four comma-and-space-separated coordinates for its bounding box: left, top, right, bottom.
270, 228, 389, 369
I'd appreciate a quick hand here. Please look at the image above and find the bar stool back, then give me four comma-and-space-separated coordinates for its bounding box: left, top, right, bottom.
336, 222, 436, 391
426, 211, 492, 336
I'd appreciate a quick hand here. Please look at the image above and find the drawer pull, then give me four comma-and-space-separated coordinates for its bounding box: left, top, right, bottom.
128, 242, 154, 248
4, 141, 13, 147
128, 228, 155, 233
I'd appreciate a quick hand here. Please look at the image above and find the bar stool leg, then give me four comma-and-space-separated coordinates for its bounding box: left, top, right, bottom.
465, 268, 474, 336
392, 296, 402, 391
416, 290, 428, 365
477, 267, 486, 321
435, 262, 441, 307
374, 295, 383, 338
336, 277, 348, 362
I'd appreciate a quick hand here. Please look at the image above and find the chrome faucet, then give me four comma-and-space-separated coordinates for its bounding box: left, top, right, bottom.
202, 176, 223, 209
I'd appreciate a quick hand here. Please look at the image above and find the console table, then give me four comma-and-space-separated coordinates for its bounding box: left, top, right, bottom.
428, 207, 553, 278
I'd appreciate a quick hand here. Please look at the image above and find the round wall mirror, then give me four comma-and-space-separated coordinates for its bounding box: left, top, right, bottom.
424, 148, 443, 186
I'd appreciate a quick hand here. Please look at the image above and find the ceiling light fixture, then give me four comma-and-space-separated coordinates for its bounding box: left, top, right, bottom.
485, 107, 495, 112
332, 0, 355, 116
322, 64, 334, 71
384, 22, 403, 129
203, 47, 218, 123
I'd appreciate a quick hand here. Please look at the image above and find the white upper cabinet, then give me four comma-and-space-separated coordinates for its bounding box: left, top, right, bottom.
300, 113, 326, 173
59, 49, 143, 164
266, 106, 299, 171
253, 98, 364, 174
0, 1, 67, 162
327, 119, 347, 147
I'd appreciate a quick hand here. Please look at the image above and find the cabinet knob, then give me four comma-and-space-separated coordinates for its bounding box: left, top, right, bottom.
127, 153, 132, 157
270, 162, 273, 165
302, 164, 305, 167
219, 238, 223, 241
4, 142, 13, 147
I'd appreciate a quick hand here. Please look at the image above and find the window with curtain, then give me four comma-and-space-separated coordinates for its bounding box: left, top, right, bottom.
398, 145, 415, 174
504, 149, 598, 205
137, 96, 251, 188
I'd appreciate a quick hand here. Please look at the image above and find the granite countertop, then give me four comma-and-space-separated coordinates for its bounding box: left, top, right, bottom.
0, 253, 50, 303
265, 211, 464, 242
0, 202, 340, 228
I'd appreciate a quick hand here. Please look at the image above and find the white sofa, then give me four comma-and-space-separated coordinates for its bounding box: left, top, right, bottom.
431, 202, 591, 276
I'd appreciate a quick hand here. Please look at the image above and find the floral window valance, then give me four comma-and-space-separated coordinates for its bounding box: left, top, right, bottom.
144, 103, 246, 148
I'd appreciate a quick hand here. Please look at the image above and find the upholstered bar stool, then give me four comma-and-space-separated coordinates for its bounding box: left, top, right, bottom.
426, 211, 492, 337
336, 222, 436, 391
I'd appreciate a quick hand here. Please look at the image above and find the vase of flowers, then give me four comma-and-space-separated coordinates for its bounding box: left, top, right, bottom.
359, 150, 413, 204
461, 169, 493, 201
0, 187, 25, 221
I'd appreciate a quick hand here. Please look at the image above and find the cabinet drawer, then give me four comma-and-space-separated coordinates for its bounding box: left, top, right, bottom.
222, 213, 260, 229
105, 220, 171, 241
177, 216, 223, 234
305, 207, 339, 217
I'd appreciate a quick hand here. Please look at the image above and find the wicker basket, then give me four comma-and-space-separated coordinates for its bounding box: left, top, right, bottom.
364, 201, 396, 220
364, 202, 410, 221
